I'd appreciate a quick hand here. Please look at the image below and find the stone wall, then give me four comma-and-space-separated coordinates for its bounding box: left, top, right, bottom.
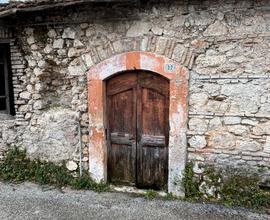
0, 0, 270, 177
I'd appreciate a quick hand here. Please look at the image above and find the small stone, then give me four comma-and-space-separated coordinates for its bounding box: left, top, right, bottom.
38, 60, 47, 68
28, 59, 36, 67
126, 22, 151, 37
208, 117, 222, 130
208, 131, 235, 149
18, 105, 28, 112
25, 113, 32, 120
32, 94, 42, 100
189, 118, 208, 133
78, 104, 87, 112
203, 21, 228, 36
31, 44, 38, 51
191, 39, 209, 50
83, 147, 88, 155
26, 85, 34, 93
81, 53, 93, 68
113, 40, 123, 53
241, 119, 258, 126
47, 29, 57, 38
223, 117, 241, 125
25, 28, 34, 36
263, 136, 270, 153
151, 26, 163, 35
193, 162, 204, 174
228, 125, 249, 136
253, 121, 270, 135
155, 37, 167, 54
237, 141, 261, 152
27, 36, 35, 45
62, 27, 76, 39
82, 157, 88, 162
35, 83, 44, 92
190, 93, 208, 107
207, 186, 216, 197
172, 44, 185, 62
229, 56, 247, 64
44, 44, 53, 54
196, 54, 226, 67
68, 48, 80, 58
140, 37, 148, 51
57, 49, 67, 56
68, 62, 87, 76
74, 39, 84, 48
203, 84, 220, 96
66, 161, 78, 171
53, 39, 64, 49
218, 43, 236, 52
19, 91, 31, 100
189, 136, 207, 149
261, 96, 267, 104
217, 12, 224, 21
85, 26, 95, 37
33, 67, 43, 77
33, 100, 44, 110
82, 135, 88, 142
80, 23, 89, 29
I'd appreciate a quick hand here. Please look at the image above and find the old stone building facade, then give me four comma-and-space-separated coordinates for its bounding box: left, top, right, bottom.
0, 0, 270, 195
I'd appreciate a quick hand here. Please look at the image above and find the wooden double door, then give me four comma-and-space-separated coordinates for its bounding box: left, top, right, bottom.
106, 71, 169, 190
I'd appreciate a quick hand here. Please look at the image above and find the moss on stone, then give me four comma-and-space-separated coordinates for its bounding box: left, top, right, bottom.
182, 162, 270, 212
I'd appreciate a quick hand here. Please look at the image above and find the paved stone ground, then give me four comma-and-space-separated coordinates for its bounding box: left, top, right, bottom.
0, 182, 269, 220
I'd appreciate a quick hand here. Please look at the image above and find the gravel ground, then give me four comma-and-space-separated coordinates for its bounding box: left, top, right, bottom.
0, 182, 269, 220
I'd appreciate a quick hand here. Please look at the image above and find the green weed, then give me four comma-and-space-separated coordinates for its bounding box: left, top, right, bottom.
144, 189, 158, 200
182, 162, 201, 199
182, 162, 270, 211
0, 147, 108, 192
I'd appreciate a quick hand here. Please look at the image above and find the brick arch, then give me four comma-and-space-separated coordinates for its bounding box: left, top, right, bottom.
87, 36, 194, 69
87, 51, 189, 196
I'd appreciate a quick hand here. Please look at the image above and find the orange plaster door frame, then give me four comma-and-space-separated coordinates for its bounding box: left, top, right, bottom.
87, 51, 189, 196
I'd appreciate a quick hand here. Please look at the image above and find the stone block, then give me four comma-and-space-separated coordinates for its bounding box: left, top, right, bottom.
53, 39, 64, 49
208, 131, 235, 149
188, 136, 207, 149
47, 29, 57, 38
62, 27, 76, 39
23, 108, 80, 163
223, 117, 241, 125
19, 91, 31, 100
189, 118, 208, 134
66, 161, 78, 171
189, 93, 208, 108
228, 125, 249, 136
203, 21, 228, 36
126, 22, 151, 37
253, 121, 270, 136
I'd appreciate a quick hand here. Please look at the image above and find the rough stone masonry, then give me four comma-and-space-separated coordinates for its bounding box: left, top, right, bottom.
0, 0, 270, 193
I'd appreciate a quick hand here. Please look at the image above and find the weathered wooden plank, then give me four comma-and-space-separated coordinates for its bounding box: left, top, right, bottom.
141, 134, 165, 147
107, 71, 136, 185
110, 132, 134, 145
137, 71, 169, 190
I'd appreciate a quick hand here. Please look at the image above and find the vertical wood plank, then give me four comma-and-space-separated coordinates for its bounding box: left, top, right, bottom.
136, 71, 169, 190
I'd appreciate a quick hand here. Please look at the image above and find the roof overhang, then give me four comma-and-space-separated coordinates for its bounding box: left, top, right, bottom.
0, 0, 136, 18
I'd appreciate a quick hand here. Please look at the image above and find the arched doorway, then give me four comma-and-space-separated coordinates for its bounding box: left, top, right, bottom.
87, 51, 188, 196
106, 70, 169, 190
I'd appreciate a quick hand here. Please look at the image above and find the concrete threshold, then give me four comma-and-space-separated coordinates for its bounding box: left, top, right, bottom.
110, 184, 168, 197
